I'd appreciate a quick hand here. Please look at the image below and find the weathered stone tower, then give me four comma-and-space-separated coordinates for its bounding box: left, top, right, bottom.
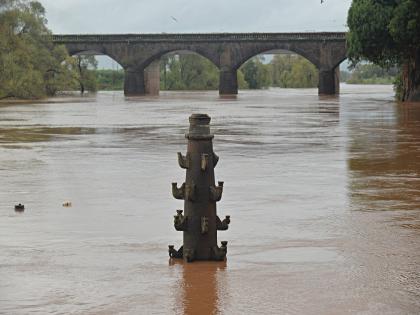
169, 114, 230, 262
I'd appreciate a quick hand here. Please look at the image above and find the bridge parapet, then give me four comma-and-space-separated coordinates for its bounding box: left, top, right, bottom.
51, 32, 346, 43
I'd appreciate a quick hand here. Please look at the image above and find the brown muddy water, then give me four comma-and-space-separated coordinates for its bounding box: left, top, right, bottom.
0, 85, 419, 314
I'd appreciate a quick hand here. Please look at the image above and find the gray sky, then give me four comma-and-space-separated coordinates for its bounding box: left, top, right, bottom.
41, 0, 352, 34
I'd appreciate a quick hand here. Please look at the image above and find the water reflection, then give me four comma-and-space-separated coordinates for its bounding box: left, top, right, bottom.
170, 259, 227, 315
348, 103, 420, 214
342, 102, 420, 311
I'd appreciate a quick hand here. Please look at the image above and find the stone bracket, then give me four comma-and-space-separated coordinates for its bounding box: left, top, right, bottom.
172, 182, 185, 200
213, 152, 219, 167
174, 210, 188, 231
168, 245, 183, 259
211, 241, 228, 261
172, 182, 197, 201
210, 181, 224, 202
177, 152, 190, 169
216, 215, 230, 231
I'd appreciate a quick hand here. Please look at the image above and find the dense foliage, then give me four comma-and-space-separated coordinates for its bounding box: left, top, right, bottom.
347, 0, 420, 101
160, 55, 221, 90
240, 56, 272, 89
96, 69, 124, 90
239, 55, 318, 89
0, 0, 97, 99
270, 55, 318, 88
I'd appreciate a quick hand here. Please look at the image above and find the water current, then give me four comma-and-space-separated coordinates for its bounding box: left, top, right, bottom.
0, 85, 419, 314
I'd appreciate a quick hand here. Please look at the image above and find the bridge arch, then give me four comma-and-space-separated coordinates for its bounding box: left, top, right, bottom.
63, 48, 125, 93
237, 49, 319, 90
123, 49, 221, 96
66, 50, 124, 69
232, 45, 320, 71
219, 42, 347, 95
140, 48, 220, 71
157, 50, 220, 91
64, 46, 127, 69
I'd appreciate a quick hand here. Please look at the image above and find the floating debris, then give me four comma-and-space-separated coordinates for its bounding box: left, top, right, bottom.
14, 204, 25, 212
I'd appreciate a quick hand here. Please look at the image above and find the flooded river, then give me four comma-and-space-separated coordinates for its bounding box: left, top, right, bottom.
0, 85, 419, 314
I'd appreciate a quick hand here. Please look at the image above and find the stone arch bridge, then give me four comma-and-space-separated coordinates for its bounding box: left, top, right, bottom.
52, 32, 347, 96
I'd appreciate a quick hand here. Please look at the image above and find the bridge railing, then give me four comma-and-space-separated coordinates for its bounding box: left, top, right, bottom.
51, 32, 346, 43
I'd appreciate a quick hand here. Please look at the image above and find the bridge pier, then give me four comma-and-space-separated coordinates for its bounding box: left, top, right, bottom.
124, 62, 160, 96
219, 69, 238, 95
318, 67, 340, 95
145, 60, 160, 95
124, 69, 146, 96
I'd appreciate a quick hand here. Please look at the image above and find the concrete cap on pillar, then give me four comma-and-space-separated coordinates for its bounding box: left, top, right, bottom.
186, 113, 214, 140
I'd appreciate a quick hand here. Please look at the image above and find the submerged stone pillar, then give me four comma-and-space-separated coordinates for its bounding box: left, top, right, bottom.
124, 68, 146, 96
144, 60, 160, 95
219, 68, 238, 95
318, 67, 340, 95
169, 114, 230, 262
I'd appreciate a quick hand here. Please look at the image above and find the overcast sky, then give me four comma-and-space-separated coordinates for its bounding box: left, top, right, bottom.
41, 0, 352, 34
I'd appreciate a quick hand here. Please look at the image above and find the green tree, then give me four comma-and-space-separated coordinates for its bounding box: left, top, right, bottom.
240, 57, 272, 89
71, 55, 98, 94
269, 55, 318, 88
95, 69, 124, 90
160, 54, 219, 90
0, 0, 73, 99
237, 70, 249, 89
162, 55, 185, 90
347, 0, 420, 101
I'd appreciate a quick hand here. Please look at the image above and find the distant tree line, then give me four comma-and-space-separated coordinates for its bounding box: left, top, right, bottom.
341, 63, 398, 85
95, 54, 319, 91
159, 54, 319, 90
97, 57, 400, 92
243, 55, 319, 89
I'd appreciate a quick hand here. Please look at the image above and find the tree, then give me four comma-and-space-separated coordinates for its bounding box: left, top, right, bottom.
240, 57, 272, 89
160, 54, 219, 90
347, 0, 420, 101
71, 55, 98, 94
0, 0, 73, 99
270, 55, 318, 88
